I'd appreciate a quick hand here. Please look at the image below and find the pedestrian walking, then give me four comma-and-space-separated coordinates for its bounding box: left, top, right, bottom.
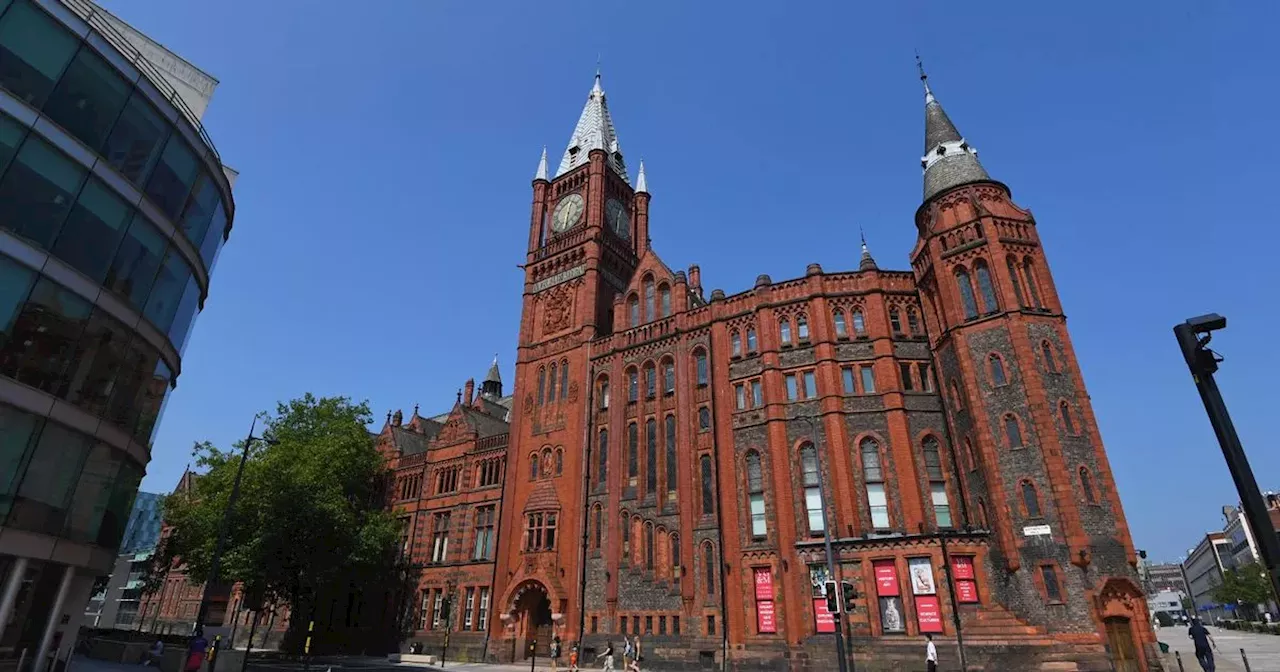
184, 629, 208, 672
925, 633, 938, 672
568, 641, 580, 671
1188, 618, 1217, 672
600, 641, 615, 671
622, 636, 634, 668
551, 635, 562, 672
142, 639, 163, 667
627, 635, 643, 671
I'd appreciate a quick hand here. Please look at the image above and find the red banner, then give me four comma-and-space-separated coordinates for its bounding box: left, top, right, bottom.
956, 579, 979, 604
873, 560, 899, 596
757, 599, 777, 633
916, 595, 943, 633
952, 556, 975, 580
754, 568, 774, 600
813, 598, 836, 633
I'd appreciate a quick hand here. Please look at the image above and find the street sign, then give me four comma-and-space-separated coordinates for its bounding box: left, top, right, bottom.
1023, 525, 1052, 537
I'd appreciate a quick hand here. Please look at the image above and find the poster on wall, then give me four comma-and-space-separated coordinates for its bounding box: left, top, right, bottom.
754, 568, 774, 600
754, 568, 776, 633
908, 557, 936, 595
878, 596, 906, 633
916, 595, 943, 633
758, 598, 777, 633
873, 560, 899, 596
955, 579, 979, 603
813, 598, 836, 633
952, 556, 979, 603
951, 556, 975, 580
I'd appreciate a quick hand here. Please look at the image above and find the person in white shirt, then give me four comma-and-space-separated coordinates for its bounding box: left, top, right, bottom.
925, 633, 938, 672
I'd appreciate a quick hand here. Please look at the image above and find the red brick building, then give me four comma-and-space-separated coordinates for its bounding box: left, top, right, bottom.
475, 69, 1158, 671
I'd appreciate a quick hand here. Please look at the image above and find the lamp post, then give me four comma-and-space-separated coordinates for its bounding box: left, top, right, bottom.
795, 414, 850, 672
194, 416, 278, 633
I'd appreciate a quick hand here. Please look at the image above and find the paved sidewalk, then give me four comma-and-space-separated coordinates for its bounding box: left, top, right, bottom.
1157, 625, 1280, 672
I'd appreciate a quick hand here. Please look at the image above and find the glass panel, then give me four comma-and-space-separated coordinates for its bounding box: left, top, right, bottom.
785, 375, 797, 401
932, 483, 952, 528
750, 494, 766, 537
700, 457, 713, 514
50, 177, 131, 282
730, 332, 741, 356
0, 277, 92, 395
734, 384, 744, 409
144, 134, 199, 219
97, 459, 141, 548
779, 320, 791, 344
852, 310, 865, 334
751, 380, 762, 407
834, 310, 846, 337
627, 423, 638, 478
803, 371, 816, 398
132, 358, 170, 444
43, 46, 130, 150
0, 1, 78, 107
842, 367, 855, 393
976, 263, 999, 313
746, 328, 757, 351
63, 440, 122, 543
0, 112, 26, 173
801, 449, 819, 485
665, 415, 676, 491
102, 92, 168, 184
64, 308, 134, 418
644, 280, 654, 322
597, 429, 607, 484
629, 298, 639, 327
746, 453, 762, 492
861, 440, 881, 481
0, 253, 37, 335
867, 483, 889, 529
861, 367, 876, 393
0, 403, 43, 520
105, 336, 160, 435
645, 418, 657, 492
797, 316, 808, 339
105, 212, 167, 309
695, 352, 707, 385
660, 286, 670, 317
0, 135, 86, 248
698, 406, 710, 430
806, 487, 824, 532
1007, 257, 1026, 307
7, 420, 93, 534
166, 275, 200, 352
178, 172, 219, 247
957, 270, 979, 319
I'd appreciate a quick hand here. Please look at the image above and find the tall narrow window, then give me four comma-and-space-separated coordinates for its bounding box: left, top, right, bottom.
629, 295, 640, 326
1023, 258, 1043, 308
537, 367, 546, 405
473, 506, 495, 560
431, 512, 450, 563
599, 378, 610, 409
663, 360, 676, 394
956, 269, 979, 319
975, 261, 999, 313
1060, 402, 1076, 434
889, 308, 903, 334
695, 349, 708, 386
597, 428, 609, 486
665, 415, 677, 497
645, 522, 655, 569
735, 384, 746, 410
860, 366, 876, 394
1080, 467, 1097, 504
548, 363, 558, 401
797, 315, 809, 340
917, 363, 933, 391
1021, 481, 1041, 518
746, 451, 767, 538
852, 309, 866, 336
1007, 256, 1026, 307
989, 354, 1007, 386
907, 308, 921, 335
1004, 415, 1024, 449
1041, 565, 1062, 602
899, 363, 915, 391
671, 533, 681, 575
645, 363, 656, 398
660, 284, 672, 317
834, 310, 847, 338
478, 588, 490, 631
463, 587, 475, 630
842, 367, 856, 394
977, 497, 989, 528
751, 379, 763, 408
704, 543, 717, 596
627, 423, 639, 485
1042, 341, 1058, 373
646, 418, 658, 494
800, 444, 824, 535
561, 360, 569, 399
731, 330, 742, 356
644, 277, 655, 322
780, 318, 792, 345
801, 371, 816, 399
785, 374, 798, 401
700, 456, 715, 515
923, 437, 951, 528
746, 327, 758, 351
621, 509, 630, 556
628, 368, 639, 402
862, 438, 889, 529
698, 406, 711, 430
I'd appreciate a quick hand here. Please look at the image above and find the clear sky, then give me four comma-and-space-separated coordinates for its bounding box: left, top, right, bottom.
107, 0, 1278, 563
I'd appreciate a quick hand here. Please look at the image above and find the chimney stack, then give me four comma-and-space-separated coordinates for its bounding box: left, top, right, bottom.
688, 264, 703, 299
464, 378, 475, 405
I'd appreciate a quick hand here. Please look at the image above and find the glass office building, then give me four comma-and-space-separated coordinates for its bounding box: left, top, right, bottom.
0, 0, 235, 664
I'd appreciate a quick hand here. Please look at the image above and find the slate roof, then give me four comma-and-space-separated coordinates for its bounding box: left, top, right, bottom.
556, 72, 629, 183
921, 75, 991, 201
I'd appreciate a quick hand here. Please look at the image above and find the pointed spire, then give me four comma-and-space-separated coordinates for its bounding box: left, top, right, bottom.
482, 354, 503, 398
859, 228, 879, 271
556, 70, 630, 183
636, 160, 648, 193
485, 355, 501, 383
918, 55, 991, 202
534, 146, 548, 181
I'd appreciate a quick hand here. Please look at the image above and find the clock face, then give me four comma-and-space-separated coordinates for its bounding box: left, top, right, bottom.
605, 198, 630, 240
551, 194, 584, 233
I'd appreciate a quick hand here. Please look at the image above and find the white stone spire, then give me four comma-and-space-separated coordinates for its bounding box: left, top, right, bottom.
556, 71, 630, 183
534, 146, 548, 181
636, 160, 648, 193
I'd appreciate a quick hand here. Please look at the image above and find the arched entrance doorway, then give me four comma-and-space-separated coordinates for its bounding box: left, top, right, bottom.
1105, 617, 1139, 672
511, 581, 553, 659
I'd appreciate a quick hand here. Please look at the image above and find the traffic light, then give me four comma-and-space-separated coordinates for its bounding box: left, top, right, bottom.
841, 581, 857, 609
824, 581, 839, 614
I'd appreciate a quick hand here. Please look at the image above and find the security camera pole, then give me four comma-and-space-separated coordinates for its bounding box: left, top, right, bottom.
1174, 314, 1280, 604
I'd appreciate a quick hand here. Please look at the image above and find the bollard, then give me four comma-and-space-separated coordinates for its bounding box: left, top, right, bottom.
1241, 647, 1252, 672
1174, 651, 1185, 672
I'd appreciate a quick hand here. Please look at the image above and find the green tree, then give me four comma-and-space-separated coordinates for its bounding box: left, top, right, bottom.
148, 395, 413, 651
1211, 562, 1274, 621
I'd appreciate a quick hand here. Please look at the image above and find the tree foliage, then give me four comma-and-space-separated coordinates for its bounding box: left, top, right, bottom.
1211, 562, 1275, 618
148, 395, 409, 646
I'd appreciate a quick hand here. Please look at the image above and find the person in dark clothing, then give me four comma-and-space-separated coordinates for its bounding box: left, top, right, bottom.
1188, 619, 1217, 672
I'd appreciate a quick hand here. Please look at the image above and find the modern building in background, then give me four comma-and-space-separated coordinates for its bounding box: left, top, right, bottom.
0, 0, 235, 665
1183, 533, 1231, 623
82, 491, 161, 629
1140, 562, 1189, 596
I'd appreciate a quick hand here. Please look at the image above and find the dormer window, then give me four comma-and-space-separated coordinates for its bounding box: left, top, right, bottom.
936, 144, 947, 155
568, 146, 580, 158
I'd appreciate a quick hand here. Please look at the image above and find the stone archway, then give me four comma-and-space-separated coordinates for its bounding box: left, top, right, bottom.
1094, 577, 1150, 672
507, 580, 554, 659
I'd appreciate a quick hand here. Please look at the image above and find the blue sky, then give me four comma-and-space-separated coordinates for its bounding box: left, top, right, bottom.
108, 0, 1278, 563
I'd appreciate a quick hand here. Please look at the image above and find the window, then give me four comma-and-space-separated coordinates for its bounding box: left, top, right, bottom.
785, 374, 798, 401
555, 448, 563, 476
6, 418, 93, 535
907, 308, 921, 335
46, 45, 132, 152
779, 318, 792, 345
1023, 258, 1043, 308
975, 261, 999, 313
735, 384, 746, 410
751, 379, 763, 407
599, 377, 610, 409
620, 616, 628, 634
672, 532, 681, 575
731, 330, 742, 356
797, 315, 809, 340
548, 362, 558, 401
627, 423, 639, 485
628, 368, 639, 402
621, 509, 630, 556
1007, 257, 1026, 307
1060, 401, 1077, 434
917, 363, 933, 392
923, 437, 951, 528
1040, 565, 1062, 603
561, 360, 569, 400
436, 467, 459, 493
0, 2, 79, 107
591, 616, 598, 634
0, 114, 23, 181
645, 615, 653, 634
597, 428, 608, 486
478, 587, 490, 630
704, 542, 717, 595
529, 454, 539, 481
1079, 467, 1097, 504
800, 444, 824, 535
0, 276, 92, 395
645, 522, 655, 569
802, 371, 816, 399
473, 506, 495, 560
834, 310, 847, 338
432, 592, 443, 629
695, 349, 708, 386
889, 308, 903, 334
659, 616, 666, 635
646, 418, 657, 493
418, 592, 430, 630
842, 367, 855, 394
102, 91, 168, 184
860, 366, 876, 394
899, 363, 914, 391
463, 588, 475, 630
1021, 480, 1041, 518
949, 380, 965, 412
663, 359, 675, 394
537, 367, 546, 405
698, 406, 710, 431
49, 177, 129, 284
707, 615, 716, 635
431, 512, 451, 563
105, 213, 168, 311
629, 295, 640, 326
852, 309, 866, 336
861, 438, 889, 529
145, 134, 200, 220
1004, 415, 1024, 449
525, 511, 557, 551
644, 363, 656, 398
746, 327, 758, 352
956, 268, 979, 320
144, 250, 193, 333
1042, 341, 1058, 373
592, 504, 602, 549
665, 415, 677, 496
746, 451, 766, 538
673, 616, 680, 634
179, 173, 220, 248
988, 354, 1007, 386
660, 284, 671, 317
700, 456, 714, 515
0, 135, 86, 249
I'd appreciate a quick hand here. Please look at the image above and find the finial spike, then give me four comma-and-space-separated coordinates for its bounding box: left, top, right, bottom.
534, 145, 548, 181
915, 50, 934, 102
636, 159, 648, 193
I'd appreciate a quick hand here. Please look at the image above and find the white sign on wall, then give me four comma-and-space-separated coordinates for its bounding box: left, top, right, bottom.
1023, 525, 1052, 537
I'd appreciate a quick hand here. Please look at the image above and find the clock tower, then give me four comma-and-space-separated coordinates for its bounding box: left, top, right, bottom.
494, 71, 648, 652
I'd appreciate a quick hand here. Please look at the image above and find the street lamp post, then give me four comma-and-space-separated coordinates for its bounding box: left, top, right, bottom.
194, 416, 277, 633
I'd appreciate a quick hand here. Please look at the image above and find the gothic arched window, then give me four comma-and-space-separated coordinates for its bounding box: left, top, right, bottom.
536, 366, 546, 405
628, 294, 640, 327
988, 354, 1007, 386
646, 418, 658, 494
698, 406, 711, 431
598, 375, 610, 410
833, 309, 847, 338
548, 362, 558, 401
659, 283, 671, 318
665, 414, 677, 496
662, 358, 676, 395
796, 314, 809, 340
907, 307, 921, 335
852, 309, 866, 336
799, 443, 823, 535
956, 268, 979, 320
700, 455, 714, 515
1080, 466, 1097, 504
1007, 256, 1026, 308
779, 318, 792, 345
592, 504, 602, 549
627, 422, 639, 485
1023, 257, 1043, 308
861, 438, 889, 529
1060, 401, 1077, 435
703, 542, 717, 596
975, 260, 999, 313
597, 428, 608, 486
560, 359, 569, 399
644, 276, 656, 322
1004, 414, 1024, 449
694, 349, 708, 386
922, 436, 951, 528
746, 327, 758, 352
645, 521, 655, 569
889, 307, 903, 334
644, 362, 656, 398
731, 330, 742, 356
1042, 341, 1058, 373
627, 367, 639, 403
1021, 480, 1041, 518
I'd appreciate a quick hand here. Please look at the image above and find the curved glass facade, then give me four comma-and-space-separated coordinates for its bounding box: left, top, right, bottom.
0, 0, 235, 652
